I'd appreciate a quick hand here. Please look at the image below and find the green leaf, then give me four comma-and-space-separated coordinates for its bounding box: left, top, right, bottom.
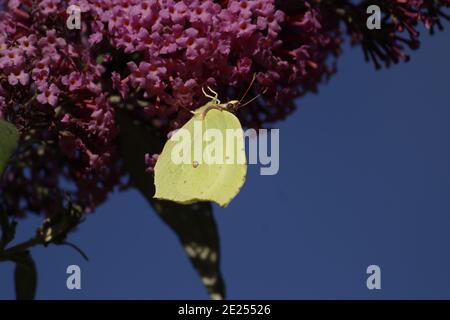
0, 119, 19, 174
13, 251, 37, 300
117, 109, 226, 300
150, 201, 225, 299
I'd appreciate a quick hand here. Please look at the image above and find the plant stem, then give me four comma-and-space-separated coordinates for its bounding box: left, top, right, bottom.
0, 236, 43, 262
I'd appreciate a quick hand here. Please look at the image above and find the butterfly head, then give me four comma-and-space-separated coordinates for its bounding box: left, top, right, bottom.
225, 100, 240, 111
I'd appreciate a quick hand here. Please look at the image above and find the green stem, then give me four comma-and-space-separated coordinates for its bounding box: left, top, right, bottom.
0, 236, 43, 262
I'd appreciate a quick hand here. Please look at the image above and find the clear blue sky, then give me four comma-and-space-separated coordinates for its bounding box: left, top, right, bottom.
1, 28, 450, 299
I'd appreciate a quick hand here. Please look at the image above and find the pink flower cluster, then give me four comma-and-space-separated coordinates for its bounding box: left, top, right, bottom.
341, 0, 450, 68
0, 0, 120, 214
0, 0, 448, 216
99, 0, 339, 129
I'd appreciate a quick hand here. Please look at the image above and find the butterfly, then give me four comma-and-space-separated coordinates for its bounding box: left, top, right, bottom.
153, 75, 264, 207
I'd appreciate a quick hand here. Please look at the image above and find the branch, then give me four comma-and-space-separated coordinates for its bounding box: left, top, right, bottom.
0, 236, 43, 262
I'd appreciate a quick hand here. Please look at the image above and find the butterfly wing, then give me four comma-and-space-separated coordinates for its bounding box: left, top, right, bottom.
154, 107, 247, 207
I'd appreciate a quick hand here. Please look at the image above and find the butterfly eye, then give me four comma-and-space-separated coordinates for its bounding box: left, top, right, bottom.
227, 102, 239, 110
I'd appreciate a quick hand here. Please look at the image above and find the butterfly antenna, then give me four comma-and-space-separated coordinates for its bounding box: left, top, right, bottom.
238, 73, 257, 105
236, 88, 268, 110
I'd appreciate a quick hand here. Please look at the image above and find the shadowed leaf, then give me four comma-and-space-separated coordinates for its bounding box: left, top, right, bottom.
13, 251, 37, 300
149, 200, 225, 299
0, 120, 19, 175
117, 109, 226, 299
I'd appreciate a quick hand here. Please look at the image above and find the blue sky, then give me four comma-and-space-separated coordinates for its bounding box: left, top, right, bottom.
1, 27, 450, 299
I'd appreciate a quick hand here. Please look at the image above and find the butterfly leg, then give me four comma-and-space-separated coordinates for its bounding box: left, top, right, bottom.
206, 86, 219, 99
201, 104, 227, 119
202, 86, 220, 104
